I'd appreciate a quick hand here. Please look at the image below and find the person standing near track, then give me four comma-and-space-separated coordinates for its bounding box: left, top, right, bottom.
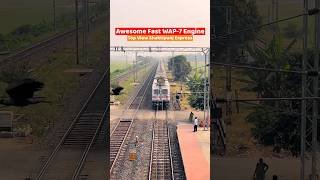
193, 117, 198, 132
253, 158, 269, 180
189, 111, 194, 122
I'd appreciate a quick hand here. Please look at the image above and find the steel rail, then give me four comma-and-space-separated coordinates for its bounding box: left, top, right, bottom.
71, 107, 108, 180
167, 122, 175, 180
1, 15, 107, 65
110, 63, 158, 174
148, 119, 156, 180
36, 69, 108, 180
148, 118, 174, 180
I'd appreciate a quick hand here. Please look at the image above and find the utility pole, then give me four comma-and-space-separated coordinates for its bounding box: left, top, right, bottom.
202, 48, 209, 130
207, 49, 210, 130
82, 0, 89, 64
125, 52, 128, 68
271, 0, 275, 21
171, 51, 174, 79
312, 0, 319, 179
195, 50, 198, 76
301, 0, 308, 179
271, 0, 279, 35
268, 5, 271, 23
75, 0, 79, 64
301, 0, 320, 179
225, 7, 232, 125
85, 0, 89, 63
134, 51, 137, 83
53, 0, 56, 32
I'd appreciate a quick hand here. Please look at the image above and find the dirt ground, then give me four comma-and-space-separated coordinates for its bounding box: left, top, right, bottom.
0, 137, 47, 180
212, 157, 302, 180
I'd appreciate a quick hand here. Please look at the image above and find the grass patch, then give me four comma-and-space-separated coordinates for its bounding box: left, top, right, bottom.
110, 62, 133, 78
0, 0, 74, 34
114, 66, 152, 105
0, 22, 107, 139
1, 50, 80, 137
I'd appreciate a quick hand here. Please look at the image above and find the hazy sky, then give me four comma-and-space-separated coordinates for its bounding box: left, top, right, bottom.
110, 0, 210, 47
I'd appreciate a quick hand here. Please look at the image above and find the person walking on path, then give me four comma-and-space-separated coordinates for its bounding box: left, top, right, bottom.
193, 117, 198, 132
253, 158, 269, 180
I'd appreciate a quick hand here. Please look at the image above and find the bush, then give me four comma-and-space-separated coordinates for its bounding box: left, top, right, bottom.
186, 74, 206, 110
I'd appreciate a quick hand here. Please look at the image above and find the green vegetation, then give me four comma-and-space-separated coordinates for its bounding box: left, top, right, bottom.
168, 55, 191, 81
213, 0, 262, 62
115, 66, 151, 104
0, 21, 107, 139
110, 62, 132, 78
0, 0, 75, 34
0, 50, 80, 137
211, 0, 307, 155
245, 35, 301, 154
0, 21, 54, 53
186, 72, 207, 110
0, 0, 107, 54
0, 62, 31, 84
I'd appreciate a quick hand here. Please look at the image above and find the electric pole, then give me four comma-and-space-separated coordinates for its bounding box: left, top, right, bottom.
195, 50, 198, 76
75, 0, 79, 64
271, 0, 279, 36
225, 7, 232, 125
53, 0, 56, 32
202, 48, 209, 130
134, 51, 137, 83
84, 0, 89, 63
125, 52, 128, 68
312, 0, 319, 179
301, 0, 308, 178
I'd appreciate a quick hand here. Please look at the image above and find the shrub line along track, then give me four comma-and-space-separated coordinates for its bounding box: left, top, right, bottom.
35, 67, 108, 180
110, 63, 158, 176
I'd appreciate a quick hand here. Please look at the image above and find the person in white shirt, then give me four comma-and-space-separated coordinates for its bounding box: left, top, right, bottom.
194, 117, 198, 132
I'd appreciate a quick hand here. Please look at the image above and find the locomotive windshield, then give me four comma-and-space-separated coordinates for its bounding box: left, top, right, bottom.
153, 89, 159, 95
161, 89, 168, 94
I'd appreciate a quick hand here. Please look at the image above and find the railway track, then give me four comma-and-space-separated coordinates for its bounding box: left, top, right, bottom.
169, 124, 186, 180
35, 68, 108, 180
110, 63, 158, 175
111, 62, 151, 83
148, 117, 174, 180
0, 15, 107, 65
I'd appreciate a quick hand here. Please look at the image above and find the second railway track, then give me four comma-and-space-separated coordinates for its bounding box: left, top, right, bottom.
35, 68, 108, 180
110, 63, 158, 177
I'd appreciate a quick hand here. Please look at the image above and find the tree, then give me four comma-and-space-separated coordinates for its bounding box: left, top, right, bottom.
186, 72, 207, 110
212, 0, 262, 62
168, 55, 191, 81
245, 35, 303, 154
246, 107, 300, 154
